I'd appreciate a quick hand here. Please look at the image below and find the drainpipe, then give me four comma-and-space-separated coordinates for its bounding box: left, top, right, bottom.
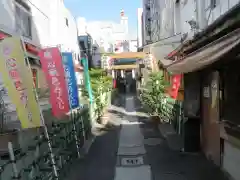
196, 0, 207, 31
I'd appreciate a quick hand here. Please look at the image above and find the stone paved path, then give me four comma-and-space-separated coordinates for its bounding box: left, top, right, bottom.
67, 94, 229, 180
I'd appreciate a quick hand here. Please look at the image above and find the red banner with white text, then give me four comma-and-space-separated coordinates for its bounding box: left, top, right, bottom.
39, 47, 69, 117
169, 74, 182, 99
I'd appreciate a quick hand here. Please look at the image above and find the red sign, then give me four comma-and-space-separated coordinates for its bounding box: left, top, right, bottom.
39, 47, 69, 117
0, 32, 9, 40
169, 74, 182, 99
113, 79, 116, 88
25, 43, 39, 55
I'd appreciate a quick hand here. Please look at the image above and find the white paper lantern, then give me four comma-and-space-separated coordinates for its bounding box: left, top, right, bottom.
121, 70, 124, 78
132, 69, 135, 79
112, 70, 115, 78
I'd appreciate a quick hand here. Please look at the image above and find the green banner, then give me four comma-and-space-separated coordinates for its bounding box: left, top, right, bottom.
81, 58, 93, 103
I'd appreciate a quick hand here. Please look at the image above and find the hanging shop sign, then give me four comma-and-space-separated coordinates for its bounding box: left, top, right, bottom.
169, 74, 182, 99
61, 52, 80, 109
39, 47, 69, 117
0, 32, 9, 40
0, 37, 42, 128
25, 43, 39, 55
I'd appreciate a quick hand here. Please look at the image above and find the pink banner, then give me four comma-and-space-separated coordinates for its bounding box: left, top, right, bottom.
39, 47, 69, 117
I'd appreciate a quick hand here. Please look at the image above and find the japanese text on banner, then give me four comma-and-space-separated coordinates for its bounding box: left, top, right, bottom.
39, 48, 69, 117
62, 52, 79, 109
0, 37, 41, 128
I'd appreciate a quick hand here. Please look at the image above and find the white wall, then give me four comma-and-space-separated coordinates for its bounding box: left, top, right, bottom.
80, 18, 129, 53
137, 8, 143, 47
60, 5, 79, 52
47, 1, 80, 63
30, 0, 51, 47
0, 0, 51, 47
0, 0, 15, 34
120, 16, 129, 35
77, 17, 87, 35
129, 40, 138, 52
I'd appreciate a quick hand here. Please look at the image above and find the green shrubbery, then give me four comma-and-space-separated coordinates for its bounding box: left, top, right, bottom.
84, 68, 112, 120
139, 72, 169, 117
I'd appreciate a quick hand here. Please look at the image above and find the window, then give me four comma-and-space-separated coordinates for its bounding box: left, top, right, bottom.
15, 0, 32, 38
65, 18, 69, 27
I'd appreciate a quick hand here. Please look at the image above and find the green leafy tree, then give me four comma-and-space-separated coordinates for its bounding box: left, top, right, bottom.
139, 71, 169, 116
83, 68, 112, 120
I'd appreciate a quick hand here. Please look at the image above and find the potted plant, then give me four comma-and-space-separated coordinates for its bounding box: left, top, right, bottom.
139, 72, 169, 121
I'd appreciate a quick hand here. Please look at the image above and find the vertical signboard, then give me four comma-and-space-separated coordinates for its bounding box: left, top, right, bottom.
0, 37, 42, 128
169, 74, 182, 99
62, 52, 79, 109
81, 57, 93, 102
39, 47, 69, 117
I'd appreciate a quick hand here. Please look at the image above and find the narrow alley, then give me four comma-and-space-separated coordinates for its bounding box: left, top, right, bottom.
67, 95, 228, 180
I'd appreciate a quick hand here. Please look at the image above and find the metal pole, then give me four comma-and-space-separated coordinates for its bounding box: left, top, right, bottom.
20, 37, 59, 179
70, 109, 81, 158
8, 142, 20, 179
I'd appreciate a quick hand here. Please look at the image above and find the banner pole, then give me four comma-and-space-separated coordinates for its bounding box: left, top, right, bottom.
20, 37, 59, 179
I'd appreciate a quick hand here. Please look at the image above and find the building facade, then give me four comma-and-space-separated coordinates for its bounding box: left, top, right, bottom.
137, 8, 143, 48
142, 0, 151, 45
140, 0, 240, 180
78, 34, 93, 69
0, 0, 81, 128
129, 39, 138, 52
142, 0, 240, 46
0, 0, 51, 126
139, 0, 240, 180
78, 10, 130, 54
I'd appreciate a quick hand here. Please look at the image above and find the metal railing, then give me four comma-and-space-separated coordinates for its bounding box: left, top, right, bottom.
0, 92, 111, 180
160, 97, 183, 134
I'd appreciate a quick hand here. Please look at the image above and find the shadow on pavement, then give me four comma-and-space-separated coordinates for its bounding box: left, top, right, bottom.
67, 125, 121, 180
139, 118, 229, 180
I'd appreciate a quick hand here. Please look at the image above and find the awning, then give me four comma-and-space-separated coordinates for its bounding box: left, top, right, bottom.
110, 64, 137, 70
0, 31, 9, 40
143, 34, 183, 66
167, 28, 240, 74
114, 58, 137, 65
110, 52, 145, 59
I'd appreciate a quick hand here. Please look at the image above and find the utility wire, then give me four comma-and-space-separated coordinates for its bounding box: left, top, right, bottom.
26, 0, 49, 19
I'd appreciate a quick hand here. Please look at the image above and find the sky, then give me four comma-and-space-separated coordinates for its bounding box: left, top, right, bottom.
64, 0, 142, 37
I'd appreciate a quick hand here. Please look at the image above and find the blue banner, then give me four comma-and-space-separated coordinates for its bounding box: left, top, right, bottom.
62, 52, 79, 109
81, 58, 93, 103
